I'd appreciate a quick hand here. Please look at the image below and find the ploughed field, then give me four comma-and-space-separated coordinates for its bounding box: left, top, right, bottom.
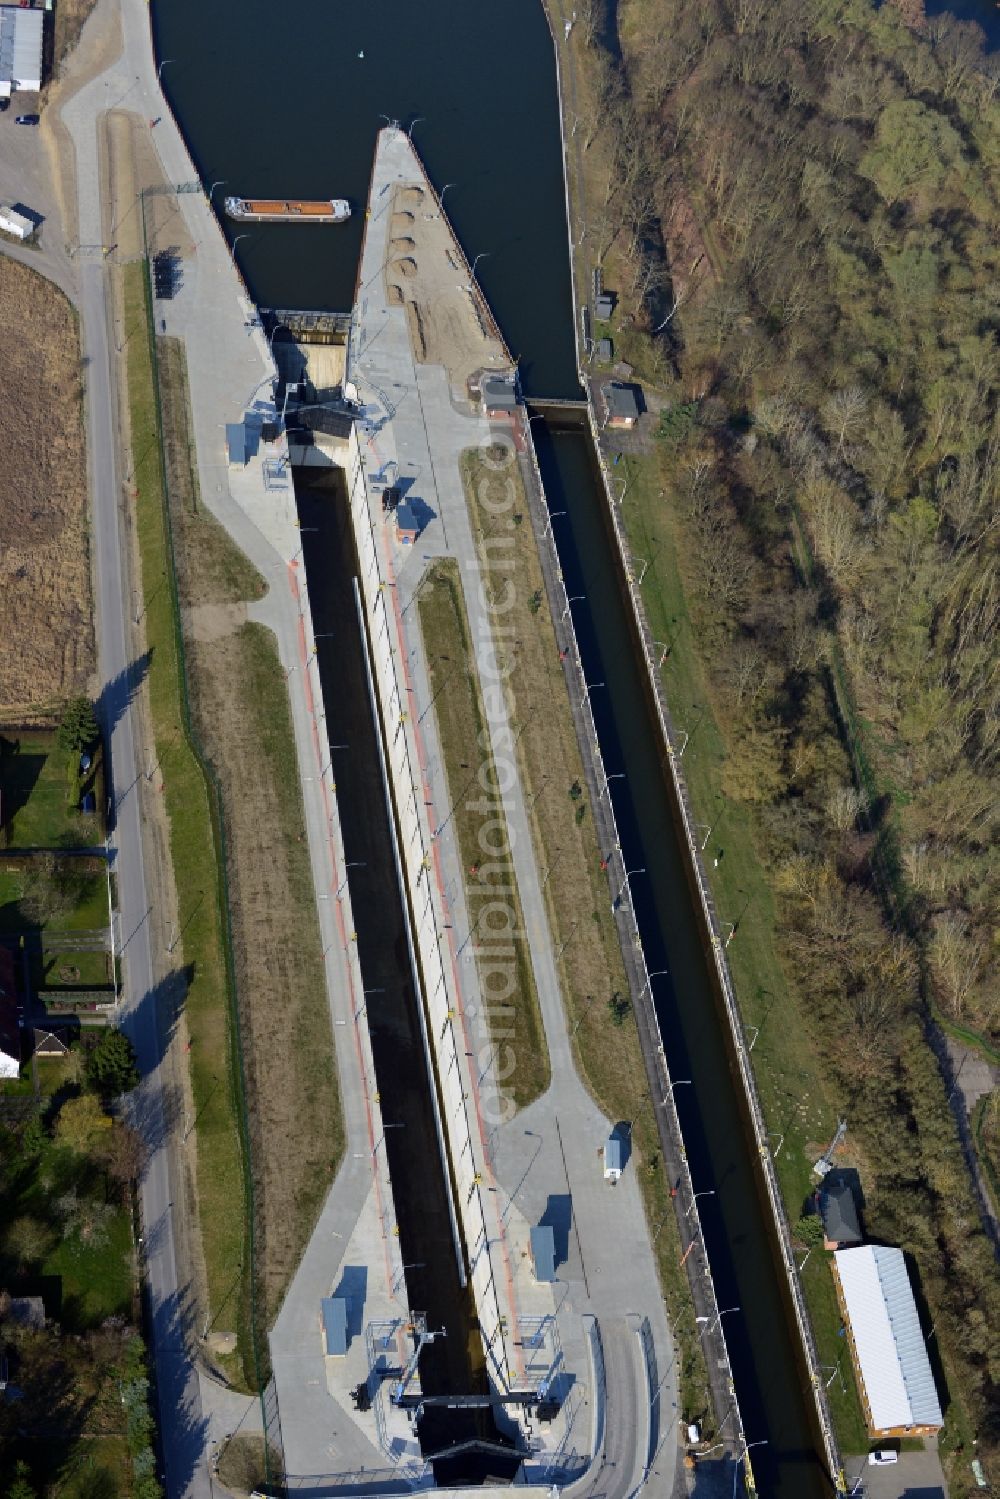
0, 259, 93, 717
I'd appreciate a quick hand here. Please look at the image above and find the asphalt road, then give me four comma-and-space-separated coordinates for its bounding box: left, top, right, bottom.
60, 40, 214, 1499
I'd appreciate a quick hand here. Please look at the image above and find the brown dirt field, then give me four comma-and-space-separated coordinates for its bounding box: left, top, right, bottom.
404, 302, 427, 359
52, 0, 101, 77
0, 257, 93, 718
106, 111, 197, 263
385, 184, 509, 391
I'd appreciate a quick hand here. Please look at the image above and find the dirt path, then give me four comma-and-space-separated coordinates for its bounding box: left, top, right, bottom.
383, 183, 509, 394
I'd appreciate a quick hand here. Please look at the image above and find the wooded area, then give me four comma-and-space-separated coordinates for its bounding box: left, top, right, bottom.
574, 0, 998, 1478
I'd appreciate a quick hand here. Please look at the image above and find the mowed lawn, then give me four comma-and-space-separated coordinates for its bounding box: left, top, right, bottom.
0, 731, 101, 849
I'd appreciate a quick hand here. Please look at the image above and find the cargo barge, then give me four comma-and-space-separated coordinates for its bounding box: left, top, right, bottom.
224, 195, 351, 223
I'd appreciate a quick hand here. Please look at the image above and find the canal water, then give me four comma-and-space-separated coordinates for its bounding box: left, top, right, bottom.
531, 419, 830, 1498
152, 0, 833, 1492
297, 472, 516, 1483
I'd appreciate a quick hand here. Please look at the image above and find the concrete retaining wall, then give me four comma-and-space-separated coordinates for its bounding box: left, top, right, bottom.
344, 423, 518, 1399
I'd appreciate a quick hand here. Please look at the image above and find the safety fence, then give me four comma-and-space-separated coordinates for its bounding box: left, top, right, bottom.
579, 404, 847, 1495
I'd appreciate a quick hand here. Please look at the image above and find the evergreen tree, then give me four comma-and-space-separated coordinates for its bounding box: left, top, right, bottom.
86, 1028, 140, 1098
56, 696, 99, 754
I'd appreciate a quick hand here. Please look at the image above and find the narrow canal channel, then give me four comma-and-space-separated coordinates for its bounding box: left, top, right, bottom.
297, 472, 516, 1483
153, 0, 830, 1491
532, 419, 830, 1499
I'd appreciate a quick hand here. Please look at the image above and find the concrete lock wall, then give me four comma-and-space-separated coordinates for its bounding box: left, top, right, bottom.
345, 424, 518, 1399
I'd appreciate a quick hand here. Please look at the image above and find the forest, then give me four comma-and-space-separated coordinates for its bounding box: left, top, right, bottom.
572, 0, 999, 1480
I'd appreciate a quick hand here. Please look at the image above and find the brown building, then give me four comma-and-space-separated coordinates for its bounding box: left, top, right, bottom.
833, 1246, 943, 1439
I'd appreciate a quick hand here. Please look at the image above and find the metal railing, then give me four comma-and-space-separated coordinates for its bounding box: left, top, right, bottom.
581, 407, 847, 1496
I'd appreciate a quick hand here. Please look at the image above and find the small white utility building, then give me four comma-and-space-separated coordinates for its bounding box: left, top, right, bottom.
0, 203, 34, 240
0, 5, 43, 96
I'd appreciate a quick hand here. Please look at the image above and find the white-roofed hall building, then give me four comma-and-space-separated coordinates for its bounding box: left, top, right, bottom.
833, 1244, 943, 1438
0, 5, 43, 96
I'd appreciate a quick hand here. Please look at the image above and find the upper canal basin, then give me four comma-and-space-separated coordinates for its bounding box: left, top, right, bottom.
153, 0, 578, 397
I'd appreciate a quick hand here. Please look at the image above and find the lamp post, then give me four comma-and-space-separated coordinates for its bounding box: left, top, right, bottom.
662, 1079, 692, 1105
685, 1188, 715, 1219
562, 594, 584, 622
469, 251, 491, 287
641, 968, 668, 1000
206, 179, 225, 204
407, 115, 424, 140
438, 182, 456, 211
157, 58, 175, 81
704, 1304, 739, 1336
600, 770, 624, 798
614, 867, 645, 907
268, 321, 290, 361
543, 508, 566, 540
336, 860, 366, 898
231, 232, 250, 266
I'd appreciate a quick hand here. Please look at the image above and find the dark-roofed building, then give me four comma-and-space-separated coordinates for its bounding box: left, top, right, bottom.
595, 292, 615, 320
225, 422, 247, 468
481, 376, 518, 417
530, 1224, 556, 1284
596, 337, 613, 364
320, 1296, 348, 1357
603, 382, 641, 429
819, 1181, 862, 1250
395, 500, 420, 545
0, 946, 20, 1080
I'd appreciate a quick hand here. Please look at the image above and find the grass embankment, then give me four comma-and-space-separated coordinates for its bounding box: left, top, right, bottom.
460, 448, 711, 1427
122, 263, 246, 1357
617, 449, 869, 1448
154, 339, 342, 1334
416, 560, 549, 1110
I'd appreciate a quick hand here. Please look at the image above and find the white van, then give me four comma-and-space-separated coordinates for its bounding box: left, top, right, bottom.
868, 1449, 898, 1466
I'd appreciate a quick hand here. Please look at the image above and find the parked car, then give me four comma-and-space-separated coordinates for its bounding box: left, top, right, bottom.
15, 114, 40, 125
0, 99, 10, 113
868, 1450, 898, 1466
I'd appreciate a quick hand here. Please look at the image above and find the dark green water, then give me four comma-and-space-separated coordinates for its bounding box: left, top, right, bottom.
152, 1, 831, 1491
153, 0, 578, 396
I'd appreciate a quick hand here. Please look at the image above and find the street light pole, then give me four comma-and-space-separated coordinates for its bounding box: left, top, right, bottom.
685, 1188, 716, 1219
661, 1079, 692, 1105
206, 179, 225, 204
641, 968, 668, 1000
562, 594, 584, 622
543, 508, 566, 540
157, 58, 175, 81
